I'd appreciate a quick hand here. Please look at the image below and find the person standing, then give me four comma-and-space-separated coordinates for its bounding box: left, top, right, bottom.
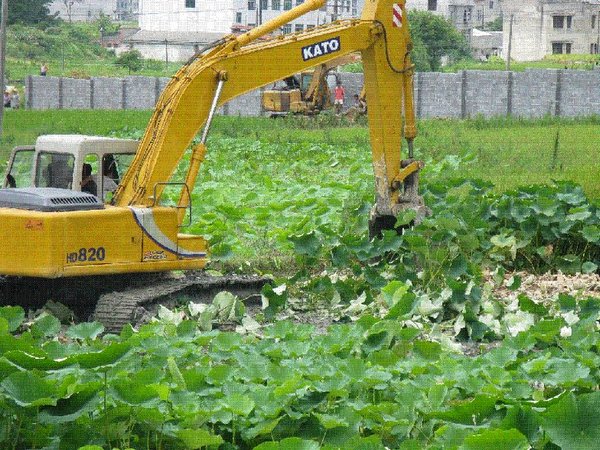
40, 63, 48, 76
3, 91, 10, 108
334, 82, 345, 115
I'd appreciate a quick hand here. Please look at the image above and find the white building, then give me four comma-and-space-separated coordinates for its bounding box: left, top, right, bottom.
49, 0, 137, 22
132, 0, 364, 61
503, 0, 600, 61
473, 0, 503, 28
408, 0, 476, 42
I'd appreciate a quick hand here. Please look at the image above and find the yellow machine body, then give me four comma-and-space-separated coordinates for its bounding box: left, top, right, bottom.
262, 89, 293, 112
0, 205, 207, 278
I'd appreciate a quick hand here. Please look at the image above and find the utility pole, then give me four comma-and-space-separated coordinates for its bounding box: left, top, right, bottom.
257, 0, 263, 26
506, 14, 514, 71
0, 0, 8, 138
333, 0, 339, 22
164, 39, 169, 70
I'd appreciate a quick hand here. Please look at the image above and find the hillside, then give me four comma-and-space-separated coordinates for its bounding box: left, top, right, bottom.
5, 22, 180, 84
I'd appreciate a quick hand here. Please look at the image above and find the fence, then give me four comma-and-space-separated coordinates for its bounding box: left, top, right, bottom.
25, 68, 600, 118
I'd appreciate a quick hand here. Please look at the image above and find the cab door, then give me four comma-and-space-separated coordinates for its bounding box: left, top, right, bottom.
4, 146, 35, 188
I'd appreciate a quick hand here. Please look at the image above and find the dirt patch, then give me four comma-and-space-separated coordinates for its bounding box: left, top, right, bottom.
491, 271, 600, 301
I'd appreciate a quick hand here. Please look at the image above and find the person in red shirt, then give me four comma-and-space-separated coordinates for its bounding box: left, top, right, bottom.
334, 82, 345, 114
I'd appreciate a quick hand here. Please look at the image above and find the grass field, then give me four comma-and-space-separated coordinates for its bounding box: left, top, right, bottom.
1, 110, 598, 201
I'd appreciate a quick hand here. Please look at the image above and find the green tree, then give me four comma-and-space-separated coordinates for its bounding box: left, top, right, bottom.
8, 0, 53, 25
487, 16, 503, 31
116, 49, 143, 74
408, 11, 471, 71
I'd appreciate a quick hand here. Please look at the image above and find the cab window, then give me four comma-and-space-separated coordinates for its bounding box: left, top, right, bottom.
35, 152, 75, 189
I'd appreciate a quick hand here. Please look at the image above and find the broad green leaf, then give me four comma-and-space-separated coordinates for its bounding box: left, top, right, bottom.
78, 446, 104, 450
314, 412, 349, 429
500, 405, 541, 442
242, 417, 282, 440
31, 314, 61, 338
177, 428, 224, 449
277, 438, 320, 450
518, 295, 548, 316
66, 322, 104, 340
0, 318, 7, 335
460, 428, 529, 450
39, 383, 102, 424
413, 340, 442, 361
0, 306, 25, 332
566, 206, 592, 221
220, 393, 255, 416
581, 225, 600, 243
506, 275, 521, 291
4, 350, 71, 371
381, 281, 409, 308
75, 342, 131, 369
1, 371, 57, 407
262, 283, 287, 319
540, 391, 600, 449
582, 261, 598, 274
558, 293, 576, 311
386, 292, 418, 319
212, 291, 245, 321
112, 378, 160, 406
429, 395, 497, 425
289, 231, 321, 255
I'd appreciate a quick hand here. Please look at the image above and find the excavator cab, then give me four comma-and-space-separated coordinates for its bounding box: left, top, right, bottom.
3, 135, 137, 202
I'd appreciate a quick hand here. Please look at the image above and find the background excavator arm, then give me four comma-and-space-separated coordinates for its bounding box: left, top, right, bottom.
113, 0, 424, 228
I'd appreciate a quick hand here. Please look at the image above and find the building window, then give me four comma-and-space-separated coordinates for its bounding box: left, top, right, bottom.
428, 0, 437, 11
282, 24, 292, 33
463, 9, 471, 24
489, 1, 493, 8
591, 43, 599, 54
552, 42, 563, 54
248, 0, 255, 10
261, 0, 268, 9
552, 42, 572, 54
593, 15, 597, 29
553, 16, 564, 29
185, 0, 195, 8
295, 23, 304, 32
272, 0, 280, 9
284, 0, 292, 10
306, 24, 315, 30
236, 12, 242, 23
296, 0, 304, 5
553, 15, 573, 29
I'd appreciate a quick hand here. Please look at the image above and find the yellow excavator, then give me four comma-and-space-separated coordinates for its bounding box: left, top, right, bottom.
0, 0, 426, 329
262, 54, 357, 116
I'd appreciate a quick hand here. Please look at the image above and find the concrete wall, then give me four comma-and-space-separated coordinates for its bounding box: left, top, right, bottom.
25, 69, 600, 118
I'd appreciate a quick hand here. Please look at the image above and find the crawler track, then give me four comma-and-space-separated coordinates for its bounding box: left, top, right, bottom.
0, 272, 272, 332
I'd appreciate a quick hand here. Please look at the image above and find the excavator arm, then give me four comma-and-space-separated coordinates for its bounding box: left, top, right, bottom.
113, 0, 427, 230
